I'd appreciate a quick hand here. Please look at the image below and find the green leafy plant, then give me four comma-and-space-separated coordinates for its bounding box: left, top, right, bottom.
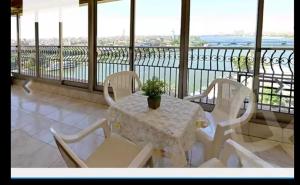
261, 88, 280, 106
142, 77, 166, 98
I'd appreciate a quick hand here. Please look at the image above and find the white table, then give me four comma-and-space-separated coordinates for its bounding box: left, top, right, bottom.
107, 92, 206, 167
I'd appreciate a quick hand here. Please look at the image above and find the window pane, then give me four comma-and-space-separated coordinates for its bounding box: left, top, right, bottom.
259, 0, 294, 114
11, 16, 18, 73
97, 0, 130, 46
262, 0, 294, 47
62, 4, 88, 83
39, 9, 59, 46
135, 0, 181, 97
20, 11, 35, 46
96, 0, 130, 85
63, 5, 88, 46
136, 0, 181, 47
20, 10, 36, 76
11, 16, 17, 46
190, 0, 257, 47
188, 0, 257, 97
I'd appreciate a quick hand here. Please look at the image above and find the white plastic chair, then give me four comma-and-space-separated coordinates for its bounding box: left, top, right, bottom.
184, 79, 256, 161
199, 139, 273, 168
50, 118, 153, 168
104, 71, 142, 106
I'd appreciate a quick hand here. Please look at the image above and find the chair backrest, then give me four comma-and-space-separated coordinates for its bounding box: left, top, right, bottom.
104, 71, 142, 106
219, 139, 273, 167
210, 79, 255, 121
50, 128, 88, 168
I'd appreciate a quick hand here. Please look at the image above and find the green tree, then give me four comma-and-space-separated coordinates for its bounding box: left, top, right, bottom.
232, 51, 255, 72
189, 36, 207, 47
171, 38, 180, 47
261, 88, 280, 106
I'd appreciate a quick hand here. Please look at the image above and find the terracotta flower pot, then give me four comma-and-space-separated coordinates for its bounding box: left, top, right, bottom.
147, 96, 161, 109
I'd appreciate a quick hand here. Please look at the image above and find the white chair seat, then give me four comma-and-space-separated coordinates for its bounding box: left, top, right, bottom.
86, 133, 141, 168
199, 158, 226, 168
197, 111, 227, 141
51, 119, 153, 168
198, 112, 217, 141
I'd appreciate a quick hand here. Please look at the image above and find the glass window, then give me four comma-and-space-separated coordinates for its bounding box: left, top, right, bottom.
96, 0, 130, 85
262, 0, 294, 47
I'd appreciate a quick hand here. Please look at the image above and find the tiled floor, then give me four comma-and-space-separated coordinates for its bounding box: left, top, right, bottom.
11, 85, 107, 168
11, 85, 294, 168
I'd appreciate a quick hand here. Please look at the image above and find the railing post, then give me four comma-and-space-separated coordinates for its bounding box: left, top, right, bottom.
178, 0, 190, 99
16, 13, 21, 74
35, 21, 40, 78
59, 22, 63, 81
252, 0, 264, 107
129, 0, 136, 72
88, 0, 97, 91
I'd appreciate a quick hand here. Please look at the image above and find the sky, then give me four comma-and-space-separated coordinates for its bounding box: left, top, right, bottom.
11, 0, 294, 40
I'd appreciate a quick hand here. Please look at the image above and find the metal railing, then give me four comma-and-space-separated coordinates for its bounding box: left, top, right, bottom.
12, 45, 294, 114
11, 46, 18, 73
96, 46, 130, 85
20, 46, 36, 77
39, 46, 60, 80
259, 48, 294, 114
63, 46, 88, 83
134, 47, 180, 97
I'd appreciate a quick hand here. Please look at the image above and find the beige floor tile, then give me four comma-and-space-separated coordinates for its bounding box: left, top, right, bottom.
18, 100, 41, 113
254, 144, 294, 167
49, 158, 67, 168
32, 128, 55, 144
20, 116, 54, 136
50, 122, 82, 135
282, 128, 294, 144
249, 123, 283, 142
34, 103, 61, 116
73, 114, 105, 132
231, 134, 294, 167
13, 144, 62, 168
11, 110, 38, 129
49, 139, 58, 147
280, 143, 294, 159
45, 108, 74, 122
11, 130, 47, 167
60, 111, 88, 126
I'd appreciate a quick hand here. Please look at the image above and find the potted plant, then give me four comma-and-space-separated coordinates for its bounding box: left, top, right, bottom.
142, 77, 166, 109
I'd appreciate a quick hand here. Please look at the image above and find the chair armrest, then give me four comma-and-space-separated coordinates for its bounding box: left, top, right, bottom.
104, 79, 116, 106
58, 118, 110, 143
219, 101, 256, 130
184, 80, 217, 101
128, 143, 153, 168
184, 94, 206, 101
222, 139, 273, 167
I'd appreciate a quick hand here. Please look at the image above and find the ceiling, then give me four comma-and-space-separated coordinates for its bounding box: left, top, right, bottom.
11, 0, 22, 15
11, 0, 119, 15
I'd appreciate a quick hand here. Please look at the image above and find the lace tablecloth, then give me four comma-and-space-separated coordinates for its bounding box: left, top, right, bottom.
107, 92, 206, 167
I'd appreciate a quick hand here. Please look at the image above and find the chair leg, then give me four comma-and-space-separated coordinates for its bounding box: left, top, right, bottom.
203, 143, 213, 161
185, 150, 192, 167
145, 157, 154, 168
185, 151, 189, 161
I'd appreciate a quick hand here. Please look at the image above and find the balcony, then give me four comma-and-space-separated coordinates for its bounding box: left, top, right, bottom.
11, 44, 294, 167
10, 0, 294, 178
